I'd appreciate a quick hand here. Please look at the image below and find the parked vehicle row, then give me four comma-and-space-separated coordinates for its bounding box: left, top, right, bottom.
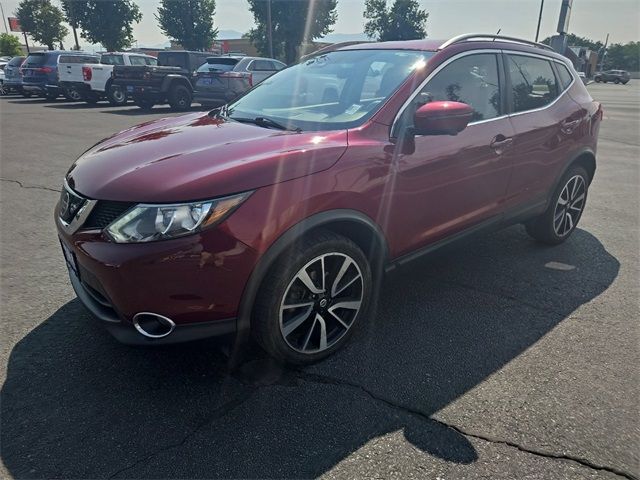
53, 35, 602, 363
0, 49, 285, 110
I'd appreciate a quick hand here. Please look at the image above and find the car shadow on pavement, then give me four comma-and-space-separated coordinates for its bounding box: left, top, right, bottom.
1, 226, 619, 478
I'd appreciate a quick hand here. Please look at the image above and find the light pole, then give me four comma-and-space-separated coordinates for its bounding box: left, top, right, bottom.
535, 0, 544, 43
0, 1, 9, 34
266, 0, 273, 58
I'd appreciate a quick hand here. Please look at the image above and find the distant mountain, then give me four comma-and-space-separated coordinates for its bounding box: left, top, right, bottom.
321, 32, 370, 43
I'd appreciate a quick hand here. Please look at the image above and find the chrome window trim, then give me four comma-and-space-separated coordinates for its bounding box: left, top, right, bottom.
57, 179, 97, 235
390, 48, 577, 136
390, 49, 503, 136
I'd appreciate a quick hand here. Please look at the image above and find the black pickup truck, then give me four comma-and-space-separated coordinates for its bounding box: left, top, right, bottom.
112, 50, 210, 111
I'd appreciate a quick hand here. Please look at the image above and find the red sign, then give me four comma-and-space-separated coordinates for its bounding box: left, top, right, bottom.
8, 17, 22, 32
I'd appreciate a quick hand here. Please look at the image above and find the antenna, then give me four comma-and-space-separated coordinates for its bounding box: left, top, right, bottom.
493, 29, 502, 41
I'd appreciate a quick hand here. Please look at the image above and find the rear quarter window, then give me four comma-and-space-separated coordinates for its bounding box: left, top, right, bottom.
23, 54, 46, 66
59, 55, 100, 64
555, 63, 574, 90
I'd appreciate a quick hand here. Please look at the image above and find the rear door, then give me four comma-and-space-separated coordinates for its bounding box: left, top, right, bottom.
503, 52, 583, 210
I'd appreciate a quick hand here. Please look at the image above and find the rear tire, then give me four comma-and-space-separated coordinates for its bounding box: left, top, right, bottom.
252, 230, 372, 365
168, 84, 192, 111
525, 165, 589, 245
133, 96, 155, 110
107, 83, 127, 106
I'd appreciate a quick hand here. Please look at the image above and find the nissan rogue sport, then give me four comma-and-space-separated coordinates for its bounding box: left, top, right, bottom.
55, 35, 602, 364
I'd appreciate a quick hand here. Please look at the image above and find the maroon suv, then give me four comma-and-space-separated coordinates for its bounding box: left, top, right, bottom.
56, 35, 602, 364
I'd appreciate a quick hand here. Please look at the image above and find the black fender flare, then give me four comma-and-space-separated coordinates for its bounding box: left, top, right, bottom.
160, 75, 193, 93
543, 146, 596, 211
234, 209, 388, 338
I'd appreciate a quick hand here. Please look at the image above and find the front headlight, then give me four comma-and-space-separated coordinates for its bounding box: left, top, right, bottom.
105, 192, 251, 243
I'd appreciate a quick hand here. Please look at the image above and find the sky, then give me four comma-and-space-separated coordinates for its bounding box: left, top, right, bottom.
1, 0, 639, 49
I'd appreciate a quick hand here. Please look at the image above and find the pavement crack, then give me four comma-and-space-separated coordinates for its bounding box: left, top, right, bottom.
107, 391, 254, 479
0, 177, 60, 193
295, 370, 637, 480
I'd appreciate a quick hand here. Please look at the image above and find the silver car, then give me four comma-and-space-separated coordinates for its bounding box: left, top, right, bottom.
193, 56, 286, 107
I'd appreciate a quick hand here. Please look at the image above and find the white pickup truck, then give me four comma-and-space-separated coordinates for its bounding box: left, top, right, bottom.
58, 52, 157, 106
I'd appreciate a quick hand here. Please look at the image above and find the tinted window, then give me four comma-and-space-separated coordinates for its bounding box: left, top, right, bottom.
508, 54, 558, 113
158, 53, 188, 68
7, 56, 25, 66
59, 55, 99, 64
101, 54, 124, 65
129, 56, 148, 66
198, 57, 239, 72
421, 53, 501, 122
251, 60, 276, 71
274, 61, 286, 71
555, 62, 574, 90
144, 57, 158, 66
23, 54, 47, 66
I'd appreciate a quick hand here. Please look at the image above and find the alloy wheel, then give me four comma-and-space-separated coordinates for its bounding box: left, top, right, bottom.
279, 252, 364, 354
553, 175, 586, 237
112, 87, 125, 104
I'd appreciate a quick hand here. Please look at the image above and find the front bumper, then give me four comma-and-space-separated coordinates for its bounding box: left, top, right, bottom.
57, 215, 259, 345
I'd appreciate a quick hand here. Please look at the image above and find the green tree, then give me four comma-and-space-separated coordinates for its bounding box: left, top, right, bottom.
76, 0, 142, 51
604, 42, 640, 71
247, 0, 338, 64
0, 33, 23, 56
364, 0, 428, 41
541, 33, 603, 51
156, 0, 217, 51
61, 0, 88, 50
15, 0, 68, 50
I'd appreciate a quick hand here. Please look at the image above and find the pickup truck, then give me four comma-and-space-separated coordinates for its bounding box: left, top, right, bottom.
112, 50, 210, 110
58, 52, 157, 106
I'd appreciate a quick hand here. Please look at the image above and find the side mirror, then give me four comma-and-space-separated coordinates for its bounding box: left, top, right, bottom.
414, 101, 474, 136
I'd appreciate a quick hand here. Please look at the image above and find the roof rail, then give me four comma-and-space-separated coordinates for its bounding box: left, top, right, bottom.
299, 41, 368, 62
440, 33, 555, 52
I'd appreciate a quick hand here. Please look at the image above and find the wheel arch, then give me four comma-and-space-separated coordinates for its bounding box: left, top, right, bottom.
161, 75, 192, 93
571, 149, 596, 184
235, 209, 389, 336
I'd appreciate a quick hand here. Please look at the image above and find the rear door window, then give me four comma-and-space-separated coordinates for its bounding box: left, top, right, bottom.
129, 56, 148, 66
507, 54, 559, 113
23, 54, 47, 67
420, 53, 502, 122
250, 60, 276, 71
144, 57, 158, 66
198, 58, 239, 73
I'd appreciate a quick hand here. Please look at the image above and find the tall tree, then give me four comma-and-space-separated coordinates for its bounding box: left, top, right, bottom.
364, 0, 428, 41
156, 0, 217, 51
76, 0, 141, 51
15, 0, 68, 50
247, 0, 338, 64
541, 33, 603, 51
0, 33, 23, 56
604, 42, 640, 71
61, 0, 88, 50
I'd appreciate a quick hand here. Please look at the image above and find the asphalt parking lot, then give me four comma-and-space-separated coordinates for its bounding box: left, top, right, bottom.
1, 82, 638, 479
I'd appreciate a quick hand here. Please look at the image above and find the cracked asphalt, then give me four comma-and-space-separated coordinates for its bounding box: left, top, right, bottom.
1, 81, 638, 479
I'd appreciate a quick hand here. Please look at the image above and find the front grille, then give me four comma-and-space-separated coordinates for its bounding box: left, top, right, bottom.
84, 201, 134, 230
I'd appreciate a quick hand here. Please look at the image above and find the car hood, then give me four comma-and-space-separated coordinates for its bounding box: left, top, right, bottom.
67, 112, 348, 203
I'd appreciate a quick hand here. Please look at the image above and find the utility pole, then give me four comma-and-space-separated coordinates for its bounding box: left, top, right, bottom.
0, 1, 9, 34
535, 0, 544, 43
266, 0, 273, 58
597, 33, 609, 72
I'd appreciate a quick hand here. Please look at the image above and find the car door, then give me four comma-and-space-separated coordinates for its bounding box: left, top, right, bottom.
390, 51, 516, 253
503, 52, 583, 210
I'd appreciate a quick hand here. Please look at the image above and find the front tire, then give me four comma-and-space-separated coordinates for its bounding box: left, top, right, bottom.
526, 165, 589, 245
594, 77, 601, 83
252, 230, 372, 365
64, 87, 82, 101
168, 84, 192, 111
614, 78, 620, 84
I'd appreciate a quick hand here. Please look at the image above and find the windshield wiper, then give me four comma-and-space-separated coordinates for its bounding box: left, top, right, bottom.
232, 116, 302, 133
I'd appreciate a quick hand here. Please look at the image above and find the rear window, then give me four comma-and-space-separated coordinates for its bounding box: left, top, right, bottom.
7, 56, 25, 66
59, 55, 99, 64
198, 57, 239, 73
23, 54, 47, 67
101, 54, 124, 65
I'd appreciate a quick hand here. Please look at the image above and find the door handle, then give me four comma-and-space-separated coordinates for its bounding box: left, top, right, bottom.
490, 135, 513, 151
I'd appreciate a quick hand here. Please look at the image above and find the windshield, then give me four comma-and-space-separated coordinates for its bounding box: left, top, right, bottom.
227, 49, 432, 131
